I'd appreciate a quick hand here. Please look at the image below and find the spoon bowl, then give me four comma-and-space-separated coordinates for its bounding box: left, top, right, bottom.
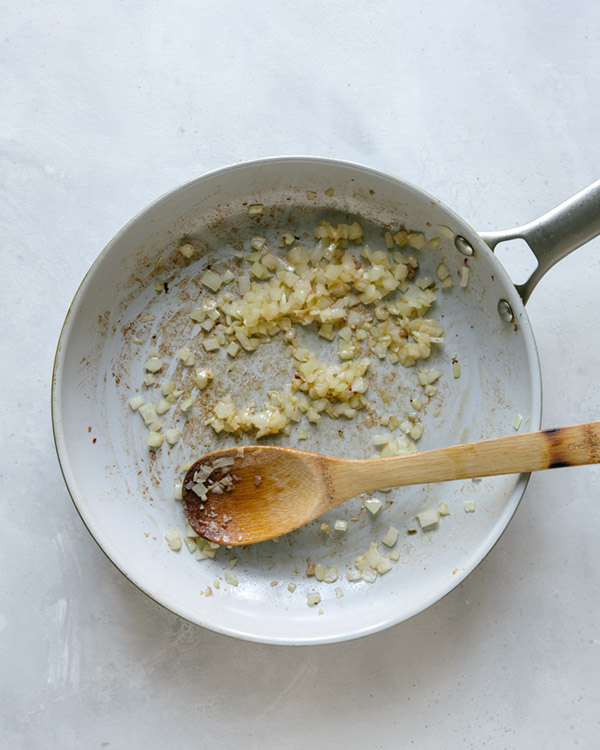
183, 446, 329, 545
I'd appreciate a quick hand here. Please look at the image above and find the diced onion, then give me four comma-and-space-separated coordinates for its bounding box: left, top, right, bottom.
416, 508, 440, 530
193, 368, 213, 389
165, 428, 181, 445
381, 526, 399, 547
323, 566, 338, 584
180, 397, 194, 413
436, 263, 450, 281
145, 356, 163, 373
161, 381, 175, 396
201, 270, 223, 292
164, 528, 182, 550
437, 225, 455, 240
363, 497, 382, 515
147, 431, 164, 448
179, 243, 195, 259
129, 394, 145, 410
138, 403, 157, 425
155, 397, 171, 415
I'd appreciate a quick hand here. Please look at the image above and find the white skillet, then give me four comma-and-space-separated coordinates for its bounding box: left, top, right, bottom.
52, 157, 600, 644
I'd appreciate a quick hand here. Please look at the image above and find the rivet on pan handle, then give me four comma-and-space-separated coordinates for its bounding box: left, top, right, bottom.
479, 179, 600, 304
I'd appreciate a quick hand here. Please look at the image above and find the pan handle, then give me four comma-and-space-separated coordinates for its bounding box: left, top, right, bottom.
479, 179, 600, 304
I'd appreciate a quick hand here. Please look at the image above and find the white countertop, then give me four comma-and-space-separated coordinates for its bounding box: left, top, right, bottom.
2, 1, 600, 747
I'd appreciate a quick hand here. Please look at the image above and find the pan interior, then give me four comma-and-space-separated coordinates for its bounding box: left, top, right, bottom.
52, 158, 541, 644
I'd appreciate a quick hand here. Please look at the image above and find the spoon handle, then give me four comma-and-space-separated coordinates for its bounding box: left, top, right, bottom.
339, 421, 600, 497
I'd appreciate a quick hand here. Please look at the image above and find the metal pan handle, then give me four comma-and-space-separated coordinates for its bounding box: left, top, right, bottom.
479, 179, 600, 303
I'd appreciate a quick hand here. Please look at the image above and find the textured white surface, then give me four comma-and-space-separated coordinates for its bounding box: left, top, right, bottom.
2, 1, 600, 747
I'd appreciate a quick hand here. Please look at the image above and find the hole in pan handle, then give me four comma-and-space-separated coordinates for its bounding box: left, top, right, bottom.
478, 179, 600, 304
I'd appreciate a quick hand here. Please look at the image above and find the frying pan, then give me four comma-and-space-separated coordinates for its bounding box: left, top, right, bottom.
51, 157, 600, 645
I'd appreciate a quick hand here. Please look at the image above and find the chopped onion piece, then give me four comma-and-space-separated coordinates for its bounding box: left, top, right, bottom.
417, 368, 442, 386
306, 592, 321, 607
250, 236, 266, 251
155, 397, 171, 415
180, 396, 194, 413
173, 482, 183, 501
453, 362, 461, 378
323, 566, 338, 584
248, 204, 264, 216
288, 582, 297, 592
438, 501, 451, 516
320, 522, 330, 534
437, 225, 455, 240
164, 528, 182, 550
177, 347, 195, 367
147, 431, 164, 448
128, 394, 145, 410
382, 526, 399, 547
361, 567, 378, 584
212, 457, 235, 469
203, 337, 220, 351
224, 572, 239, 586
201, 270, 223, 292
145, 356, 163, 373
161, 380, 175, 396
165, 428, 181, 445
334, 520, 348, 532
436, 263, 450, 281
389, 548, 401, 561
138, 403, 157, 425
179, 243, 195, 259
513, 413, 523, 430
363, 497, 382, 515
376, 558, 393, 575
193, 368, 213, 389
416, 508, 440, 530
460, 266, 470, 288
183, 536, 197, 553
346, 570, 361, 582
464, 499, 477, 513
226, 341, 241, 357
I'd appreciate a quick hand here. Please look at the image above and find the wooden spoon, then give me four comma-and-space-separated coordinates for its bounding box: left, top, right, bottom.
182, 421, 600, 546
